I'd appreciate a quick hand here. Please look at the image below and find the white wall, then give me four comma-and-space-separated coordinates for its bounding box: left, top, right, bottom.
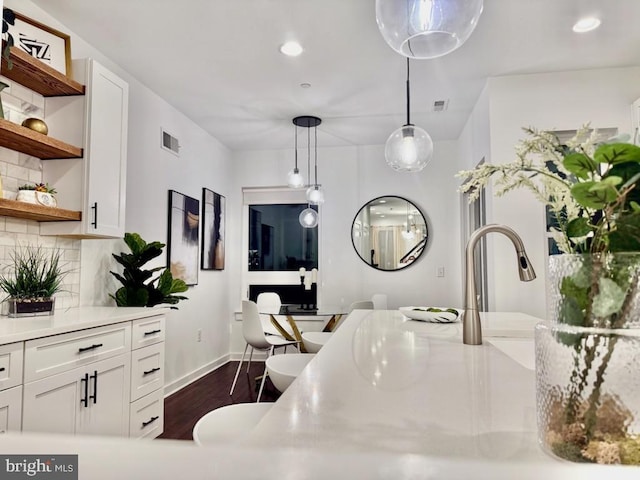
483, 67, 640, 319
228, 141, 464, 352
9, 0, 235, 393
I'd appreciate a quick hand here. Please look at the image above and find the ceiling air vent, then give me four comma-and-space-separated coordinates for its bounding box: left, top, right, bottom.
433, 100, 449, 112
161, 128, 181, 156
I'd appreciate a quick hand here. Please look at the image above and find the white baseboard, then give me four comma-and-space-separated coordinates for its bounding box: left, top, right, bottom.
163, 353, 230, 398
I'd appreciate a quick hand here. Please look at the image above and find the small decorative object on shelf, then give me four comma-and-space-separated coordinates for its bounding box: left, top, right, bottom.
0, 245, 69, 317
17, 182, 57, 207
21, 117, 48, 135
0, 81, 8, 119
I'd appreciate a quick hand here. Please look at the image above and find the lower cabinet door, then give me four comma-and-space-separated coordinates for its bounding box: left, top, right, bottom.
23, 354, 131, 436
0, 386, 22, 434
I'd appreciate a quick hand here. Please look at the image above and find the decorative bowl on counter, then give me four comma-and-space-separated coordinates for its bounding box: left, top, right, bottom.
399, 306, 462, 323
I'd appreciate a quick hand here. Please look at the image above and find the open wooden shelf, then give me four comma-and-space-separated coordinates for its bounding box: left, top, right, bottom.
0, 118, 82, 159
0, 198, 81, 222
1, 45, 85, 97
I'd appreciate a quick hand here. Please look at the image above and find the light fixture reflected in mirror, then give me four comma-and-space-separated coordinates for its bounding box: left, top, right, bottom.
385, 58, 433, 172
351, 195, 428, 271
375, 0, 484, 59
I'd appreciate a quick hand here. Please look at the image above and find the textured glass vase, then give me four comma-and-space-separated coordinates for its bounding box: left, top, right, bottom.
536, 253, 640, 464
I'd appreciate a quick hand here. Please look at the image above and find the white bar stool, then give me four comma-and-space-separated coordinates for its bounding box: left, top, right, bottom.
301, 331, 333, 353
192, 403, 273, 446
265, 353, 315, 393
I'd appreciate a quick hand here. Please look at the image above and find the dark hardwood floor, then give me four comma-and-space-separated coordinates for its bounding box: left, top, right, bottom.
157, 361, 281, 441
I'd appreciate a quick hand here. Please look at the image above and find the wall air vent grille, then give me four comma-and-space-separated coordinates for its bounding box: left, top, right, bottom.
161, 129, 180, 156
433, 100, 449, 112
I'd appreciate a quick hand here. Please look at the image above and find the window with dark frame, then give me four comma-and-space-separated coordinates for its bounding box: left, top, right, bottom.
248, 203, 318, 271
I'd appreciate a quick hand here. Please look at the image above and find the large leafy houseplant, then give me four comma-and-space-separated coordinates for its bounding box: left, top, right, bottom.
110, 233, 188, 309
458, 125, 640, 464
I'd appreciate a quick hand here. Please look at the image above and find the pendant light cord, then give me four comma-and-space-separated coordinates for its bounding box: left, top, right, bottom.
314, 125, 318, 188
406, 57, 411, 126
307, 125, 311, 187
294, 124, 298, 170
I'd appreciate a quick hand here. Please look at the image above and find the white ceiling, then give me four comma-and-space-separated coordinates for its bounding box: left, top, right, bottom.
30, 0, 640, 152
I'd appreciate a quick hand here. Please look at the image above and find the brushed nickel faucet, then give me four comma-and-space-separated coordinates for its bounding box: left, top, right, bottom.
463, 224, 536, 345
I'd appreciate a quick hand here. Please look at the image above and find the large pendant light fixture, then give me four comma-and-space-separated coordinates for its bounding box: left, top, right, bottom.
287, 122, 305, 188
375, 0, 484, 59
292, 115, 322, 229
385, 58, 433, 172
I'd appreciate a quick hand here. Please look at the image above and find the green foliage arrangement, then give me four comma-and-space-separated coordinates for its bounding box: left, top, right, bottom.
18, 182, 57, 194
0, 245, 68, 300
110, 233, 188, 309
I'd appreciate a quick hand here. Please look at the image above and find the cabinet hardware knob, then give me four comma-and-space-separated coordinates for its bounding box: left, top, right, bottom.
91, 202, 98, 228
143, 329, 161, 336
142, 416, 159, 428
80, 373, 89, 407
0, 367, 5, 372
143, 367, 161, 376
78, 343, 103, 353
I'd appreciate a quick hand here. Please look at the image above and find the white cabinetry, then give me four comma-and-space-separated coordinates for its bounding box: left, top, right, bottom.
129, 316, 165, 439
22, 354, 131, 436
42, 58, 129, 238
17, 312, 165, 439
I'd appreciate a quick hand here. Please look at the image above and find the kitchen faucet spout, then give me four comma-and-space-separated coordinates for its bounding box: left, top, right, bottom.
463, 224, 536, 345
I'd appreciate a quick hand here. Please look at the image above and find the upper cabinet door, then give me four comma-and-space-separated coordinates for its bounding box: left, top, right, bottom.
84, 60, 129, 237
41, 58, 129, 238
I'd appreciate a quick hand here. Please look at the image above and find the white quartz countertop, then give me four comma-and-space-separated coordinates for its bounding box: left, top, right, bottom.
2, 309, 637, 479
0, 306, 166, 344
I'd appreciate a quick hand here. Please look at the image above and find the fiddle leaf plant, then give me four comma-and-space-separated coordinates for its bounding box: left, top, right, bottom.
110, 232, 188, 309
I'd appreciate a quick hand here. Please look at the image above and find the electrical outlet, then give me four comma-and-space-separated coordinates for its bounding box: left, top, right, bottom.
197, 329, 202, 342
437, 266, 445, 277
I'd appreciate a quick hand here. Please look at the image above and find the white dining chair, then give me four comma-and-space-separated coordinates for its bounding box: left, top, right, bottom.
349, 300, 374, 312
256, 292, 294, 337
301, 331, 333, 353
371, 293, 388, 310
230, 300, 299, 402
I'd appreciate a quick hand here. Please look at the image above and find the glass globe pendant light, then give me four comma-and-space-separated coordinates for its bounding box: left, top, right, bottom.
287, 123, 305, 188
385, 58, 433, 172
292, 115, 322, 228
375, 0, 484, 59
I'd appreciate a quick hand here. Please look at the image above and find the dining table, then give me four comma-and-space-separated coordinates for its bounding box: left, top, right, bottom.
261, 305, 349, 352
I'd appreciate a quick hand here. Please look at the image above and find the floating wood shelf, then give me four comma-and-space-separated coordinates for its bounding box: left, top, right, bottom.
0, 199, 81, 222
0, 118, 82, 159
1, 45, 85, 97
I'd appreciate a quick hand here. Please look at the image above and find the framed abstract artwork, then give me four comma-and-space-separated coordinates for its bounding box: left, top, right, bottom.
201, 188, 225, 270
168, 190, 199, 285
7, 11, 72, 76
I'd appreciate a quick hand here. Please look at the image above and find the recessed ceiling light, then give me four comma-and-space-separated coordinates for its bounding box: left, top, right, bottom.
573, 17, 601, 33
379, 200, 387, 204
280, 41, 303, 57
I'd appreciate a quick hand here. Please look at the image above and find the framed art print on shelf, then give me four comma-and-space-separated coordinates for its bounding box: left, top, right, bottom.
201, 188, 226, 270
168, 190, 200, 286
7, 11, 72, 76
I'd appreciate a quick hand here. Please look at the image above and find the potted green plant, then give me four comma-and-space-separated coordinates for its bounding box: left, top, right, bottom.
110, 233, 188, 308
1, 7, 15, 68
17, 182, 57, 207
458, 125, 640, 464
0, 245, 68, 317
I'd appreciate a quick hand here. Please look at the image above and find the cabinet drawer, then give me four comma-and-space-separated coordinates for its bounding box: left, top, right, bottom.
25, 322, 131, 383
132, 316, 165, 350
130, 389, 164, 439
130, 342, 164, 402
0, 385, 22, 434
0, 342, 23, 391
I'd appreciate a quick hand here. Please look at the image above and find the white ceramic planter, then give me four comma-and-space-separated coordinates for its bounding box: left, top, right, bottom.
16, 190, 57, 207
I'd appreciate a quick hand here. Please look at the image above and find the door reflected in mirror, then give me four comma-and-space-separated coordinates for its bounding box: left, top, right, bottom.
351, 196, 428, 271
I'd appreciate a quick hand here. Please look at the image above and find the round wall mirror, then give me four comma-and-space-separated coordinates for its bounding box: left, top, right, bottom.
351, 195, 428, 271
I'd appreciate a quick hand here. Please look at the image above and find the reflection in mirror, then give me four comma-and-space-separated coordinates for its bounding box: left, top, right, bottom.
351, 196, 428, 271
